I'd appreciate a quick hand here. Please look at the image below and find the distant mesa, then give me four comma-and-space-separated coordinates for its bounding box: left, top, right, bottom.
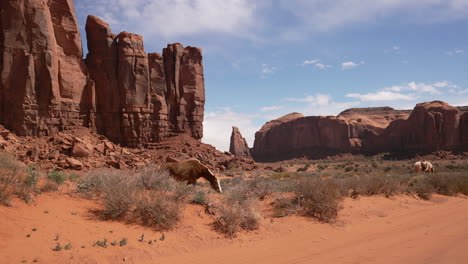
252, 101, 468, 161
0, 1, 204, 147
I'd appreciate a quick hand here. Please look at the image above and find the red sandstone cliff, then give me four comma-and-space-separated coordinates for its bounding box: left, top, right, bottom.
0, 0, 93, 136
0, 2, 205, 147
461, 112, 468, 148
252, 114, 359, 161
229, 126, 251, 157
252, 102, 467, 161
363, 101, 463, 153
85, 15, 205, 146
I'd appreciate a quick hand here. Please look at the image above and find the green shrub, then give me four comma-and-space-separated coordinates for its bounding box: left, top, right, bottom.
119, 238, 128, 247
270, 172, 300, 180
191, 190, 208, 205
52, 243, 62, 251
407, 176, 434, 200
0, 152, 22, 204
94, 239, 107, 248
297, 163, 311, 172
64, 243, 72, 250
47, 170, 67, 185
426, 173, 468, 196
25, 167, 39, 187
317, 164, 328, 171
445, 164, 456, 170
357, 174, 401, 197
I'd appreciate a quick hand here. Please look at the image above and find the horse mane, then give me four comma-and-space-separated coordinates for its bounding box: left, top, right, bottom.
166, 156, 180, 163
421, 161, 427, 170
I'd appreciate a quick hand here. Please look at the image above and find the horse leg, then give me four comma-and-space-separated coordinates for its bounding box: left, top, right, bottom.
187, 178, 197, 185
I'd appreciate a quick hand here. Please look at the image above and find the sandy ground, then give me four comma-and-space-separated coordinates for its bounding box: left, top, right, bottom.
0, 193, 467, 264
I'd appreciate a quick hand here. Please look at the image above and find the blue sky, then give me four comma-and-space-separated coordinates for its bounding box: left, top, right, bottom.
74, 0, 468, 151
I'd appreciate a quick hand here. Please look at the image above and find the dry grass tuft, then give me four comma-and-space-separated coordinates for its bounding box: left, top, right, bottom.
213, 184, 261, 238
82, 167, 191, 230
293, 178, 341, 222
134, 193, 182, 230
0, 152, 36, 204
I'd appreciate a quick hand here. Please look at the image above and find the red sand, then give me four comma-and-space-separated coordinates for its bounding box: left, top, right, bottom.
0, 193, 467, 264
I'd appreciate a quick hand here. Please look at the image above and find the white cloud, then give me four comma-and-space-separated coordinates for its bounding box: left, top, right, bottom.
302, 59, 320, 65
285, 93, 331, 105
449, 89, 468, 95
284, 93, 360, 115
347, 91, 416, 101
260, 105, 284, 112
278, 0, 468, 37
202, 108, 262, 151
432, 81, 458, 89
76, 0, 468, 45
76, 0, 256, 39
383, 81, 443, 95
260, 64, 277, 78
341, 61, 365, 70
315, 63, 333, 69
261, 64, 277, 74
301, 59, 332, 69
445, 49, 465, 56
385, 45, 401, 54
346, 81, 458, 102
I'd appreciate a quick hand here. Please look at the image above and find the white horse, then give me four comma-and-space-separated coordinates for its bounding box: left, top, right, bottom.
414, 161, 434, 173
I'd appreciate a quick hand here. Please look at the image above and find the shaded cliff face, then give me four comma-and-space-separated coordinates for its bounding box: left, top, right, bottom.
461, 112, 468, 147
252, 114, 359, 161
364, 101, 463, 153
252, 102, 467, 161
229, 126, 251, 157
0, 0, 93, 136
0, 3, 205, 147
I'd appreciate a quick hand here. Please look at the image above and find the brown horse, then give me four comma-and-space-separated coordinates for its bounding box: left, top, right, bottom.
164, 157, 222, 193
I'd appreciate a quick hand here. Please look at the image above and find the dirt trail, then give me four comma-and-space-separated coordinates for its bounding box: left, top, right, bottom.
0, 194, 467, 264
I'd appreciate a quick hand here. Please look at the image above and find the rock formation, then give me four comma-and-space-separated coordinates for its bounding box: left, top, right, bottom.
461, 112, 468, 148
84, 16, 205, 146
0, 1, 205, 147
364, 101, 463, 153
337, 107, 411, 134
252, 114, 359, 161
0, 0, 93, 136
229, 126, 251, 157
252, 101, 467, 161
